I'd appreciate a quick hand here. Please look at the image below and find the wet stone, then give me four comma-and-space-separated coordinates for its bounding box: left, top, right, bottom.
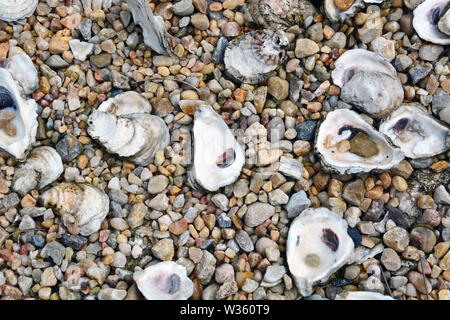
295, 121, 317, 141
60, 234, 87, 251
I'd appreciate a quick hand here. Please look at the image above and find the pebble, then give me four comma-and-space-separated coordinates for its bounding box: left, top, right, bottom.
151, 238, 174, 261
295, 121, 317, 141
263, 266, 286, 283
215, 263, 235, 284
191, 13, 209, 30
408, 271, 431, 294
98, 288, 127, 300
195, 250, 217, 285
295, 38, 319, 58
381, 248, 402, 271
41, 241, 65, 266
268, 77, 289, 101
60, 234, 87, 251
286, 191, 311, 219
235, 230, 255, 252
343, 179, 365, 206
409, 226, 436, 253
383, 226, 410, 252
244, 202, 275, 227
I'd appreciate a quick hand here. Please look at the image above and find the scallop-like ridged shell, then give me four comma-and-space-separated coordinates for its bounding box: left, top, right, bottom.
87, 110, 170, 166
188, 105, 245, 192
0, 68, 38, 160
331, 49, 398, 88
98, 91, 152, 116
249, 0, 317, 28
0, 0, 38, 22
315, 109, 405, 174
379, 103, 450, 159
324, 0, 365, 22
134, 261, 194, 300
12, 146, 63, 195
286, 207, 354, 297
1, 54, 39, 95
335, 291, 394, 300
40, 183, 109, 236
413, 0, 450, 45
224, 29, 288, 84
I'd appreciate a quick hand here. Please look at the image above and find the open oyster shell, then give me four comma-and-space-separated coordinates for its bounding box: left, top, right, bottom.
315, 109, 404, 174
12, 146, 63, 195
134, 261, 193, 300
87, 109, 169, 166
40, 183, 109, 236
126, 0, 173, 55
325, 0, 365, 22
413, 0, 450, 45
332, 49, 403, 118
224, 29, 288, 84
97, 91, 152, 115
286, 207, 354, 297
335, 291, 394, 300
379, 103, 450, 159
188, 105, 245, 192
1, 53, 39, 95
0, 68, 38, 160
0, 0, 38, 22
249, 0, 317, 28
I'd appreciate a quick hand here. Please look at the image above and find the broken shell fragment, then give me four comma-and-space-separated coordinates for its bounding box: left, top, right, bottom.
286, 207, 354, 297
325, 0, 365, 22
97, 91, 152, 116
1, 54, 39, 95
134, 261, 193, 300
249, 0, 317, 28
12, 146, 63, 195
413, 0, 450, 45
379, 103, 450, 159
0, 0, 39, 22
335, 291, 395, 300
188, 105, 245, 192
0, 68, 38, 160
224, 29, 288, 84
315, 109, 404, 174
40, 183, 109, 236
126, 0, 173, 55
87, 109, 169, 166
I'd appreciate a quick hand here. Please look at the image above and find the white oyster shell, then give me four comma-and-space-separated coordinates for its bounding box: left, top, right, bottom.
126, 0, 173, 55
1, 53, 38, 95
0, 68, 38, 160
224, 29, 288, 84
286, 207, 354, 297
12, 146, 63, 195
40, 183, 109, 236
188, 105, 245, 192
335, 291, 394, 300
0, 0, 38, 22
413, 0, 450, 45
379, 103, 450, 158
134, 261, 193, 300
315, 109, 404, 174
87, 109, 169, 166
331, 49, 397, 88
98, 91, 152, 115
325, 0, 365, 22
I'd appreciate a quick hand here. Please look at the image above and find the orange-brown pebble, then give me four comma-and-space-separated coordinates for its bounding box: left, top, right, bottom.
334, 0, 355, 11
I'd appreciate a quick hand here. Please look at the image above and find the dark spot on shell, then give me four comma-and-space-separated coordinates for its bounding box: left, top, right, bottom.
167, 274, 181, 295
393, 118, 408, 132
321, 228, 339, 252
0, 86, 16, 110
296, 235, 300, 247
338, 125, 365, 140
216, 148, 236, 168
430, 6, 445, 25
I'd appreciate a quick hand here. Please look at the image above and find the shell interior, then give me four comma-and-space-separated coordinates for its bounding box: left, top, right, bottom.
413, 0, 450, 45
379, 103, 450, 159
0, 0, 39, 22
98, 91, 152, 116
1, 53, 39, 95
315, 109, 405, 174
335, 291, 395, 300
324, 0, 365, 22
286, 207, 354, 297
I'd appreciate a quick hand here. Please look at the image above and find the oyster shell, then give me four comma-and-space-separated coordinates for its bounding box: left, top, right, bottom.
98, 91, 152, 115
134, 261, 193, 300
1, 53, 39, 95
126, 0, 173, 55
379, 103, 450, 159
188, 105, 245, 192
438, 7, 450, 35
12, 146, 63, 195
249, 0, 317, 28
324, 0, 365, 22
224, 29, 288, 84
0, 68, 38, 160
315, 109, 404, 174
413, 0, 450, 45
335, 291, 394, 300
87, 110, 170, 166
0, 0, 39, 22
40, 183, 109, 236
332, 49, 403, 118
286, 207, 354, 297
331, 49, 397, 88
